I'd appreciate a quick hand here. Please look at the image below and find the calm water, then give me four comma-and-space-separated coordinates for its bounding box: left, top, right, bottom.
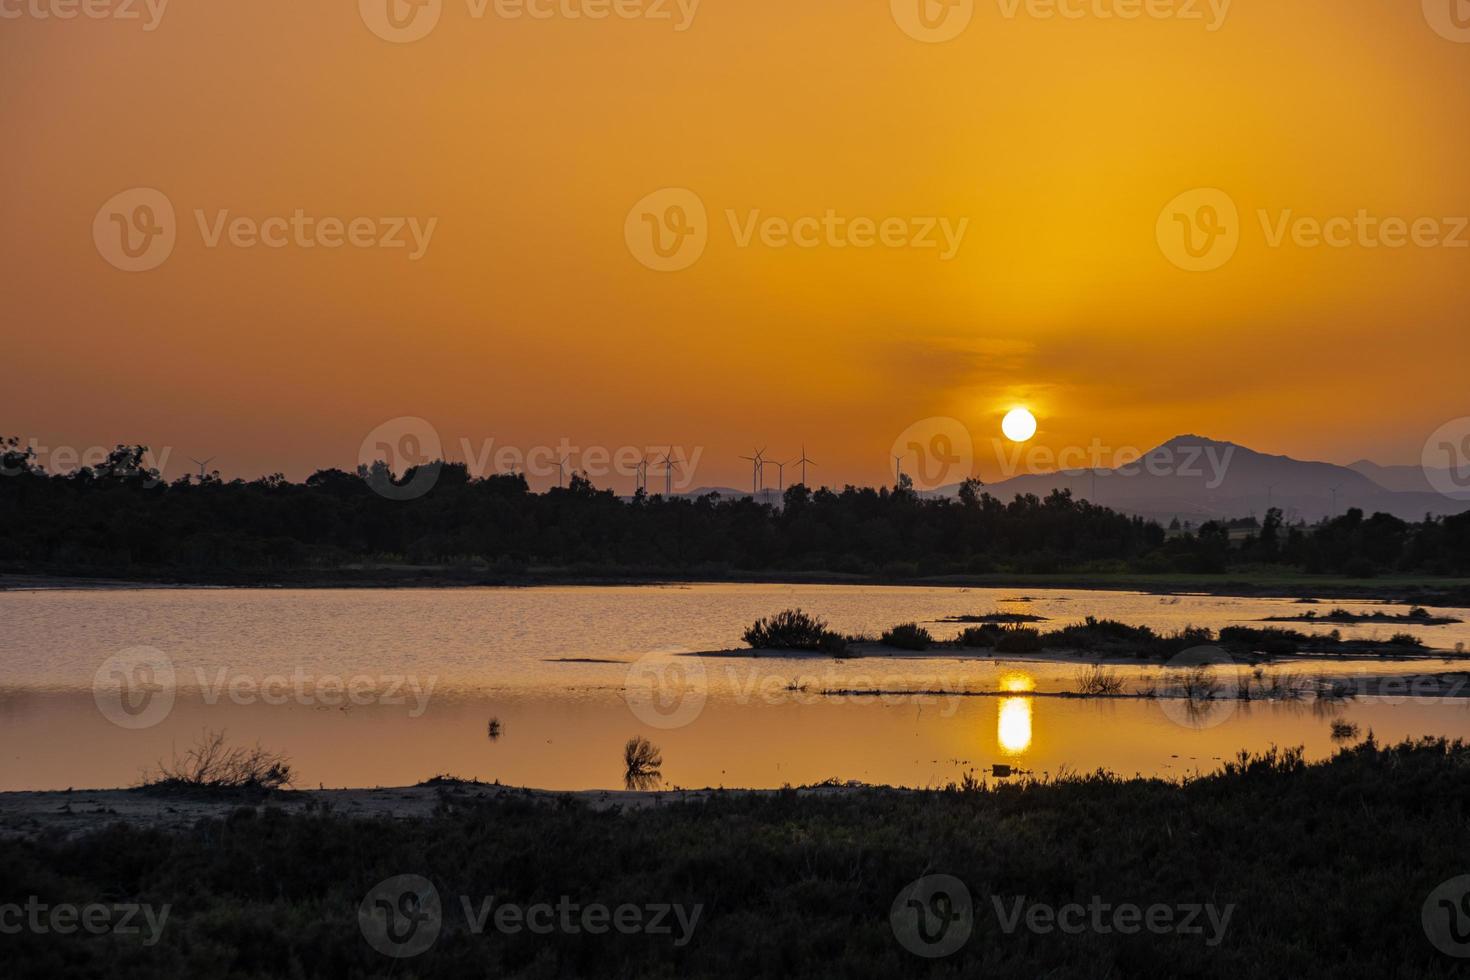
2, 584, 1468, 791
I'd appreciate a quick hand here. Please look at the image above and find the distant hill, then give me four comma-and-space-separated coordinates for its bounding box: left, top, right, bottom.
938, 435, 1470, 524
1349, 459, 1470, 499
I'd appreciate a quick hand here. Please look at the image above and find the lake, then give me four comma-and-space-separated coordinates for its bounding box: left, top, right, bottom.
2, 583, 1468, 791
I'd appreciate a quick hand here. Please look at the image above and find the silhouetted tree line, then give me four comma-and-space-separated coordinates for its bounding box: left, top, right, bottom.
1149, 506, 1470, 576
3, 439, 1468, 578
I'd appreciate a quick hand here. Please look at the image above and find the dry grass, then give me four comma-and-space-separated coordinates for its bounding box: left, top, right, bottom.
141, 729, 292, 794
1074, 666, 1126, 696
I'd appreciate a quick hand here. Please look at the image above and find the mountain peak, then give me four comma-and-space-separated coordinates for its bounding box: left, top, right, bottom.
1153, 434, 1247, 453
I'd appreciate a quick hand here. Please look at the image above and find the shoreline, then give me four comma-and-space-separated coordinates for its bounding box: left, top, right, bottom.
0, 782, 889, 841
5, 569, 1470, 604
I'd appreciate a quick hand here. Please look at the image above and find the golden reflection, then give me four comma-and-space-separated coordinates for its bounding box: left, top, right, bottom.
998, 697, 1033, 755
1000, 672, 1035, 694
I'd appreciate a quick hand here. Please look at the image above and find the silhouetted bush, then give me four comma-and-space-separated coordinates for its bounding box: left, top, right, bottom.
1040, 617, 1213, 659
880, 623, 933, 650
140, 729, 291, 795
958, 625, 1003, 648
743, 609, 838, 651
994, 625, 1043, 653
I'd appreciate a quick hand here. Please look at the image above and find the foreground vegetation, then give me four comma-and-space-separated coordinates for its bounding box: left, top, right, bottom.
3, 738, 1468, 977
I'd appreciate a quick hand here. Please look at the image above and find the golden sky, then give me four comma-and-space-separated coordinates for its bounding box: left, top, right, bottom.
3, 0, 1468, 489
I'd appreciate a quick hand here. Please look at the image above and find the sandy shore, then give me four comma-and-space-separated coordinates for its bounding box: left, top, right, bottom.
0, 782, 876, 841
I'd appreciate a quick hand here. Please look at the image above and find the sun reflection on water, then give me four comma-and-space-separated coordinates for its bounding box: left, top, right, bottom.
998, 697, 1034, 755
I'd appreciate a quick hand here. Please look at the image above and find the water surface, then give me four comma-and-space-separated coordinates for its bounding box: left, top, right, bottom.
2, 584, 1467, 790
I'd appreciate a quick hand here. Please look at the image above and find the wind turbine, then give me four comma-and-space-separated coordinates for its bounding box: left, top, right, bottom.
894, 453, 906, 485
739, 448, 765, 497
1265, 482, 1279, 511
769, 458, 792, 494
556, 456, 569, 489
796, 446, 817, 487
634, 456, 650, 495
660, 451, 678, 497
190, 457, 215, 481
1328, 484, 1342, 518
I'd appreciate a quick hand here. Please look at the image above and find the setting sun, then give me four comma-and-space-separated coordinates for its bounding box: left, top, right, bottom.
1002, 408, 1039, 443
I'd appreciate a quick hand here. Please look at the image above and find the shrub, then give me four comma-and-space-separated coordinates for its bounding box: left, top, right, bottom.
1219, 625, 1306, 656
818, 631, 849, 656
1040, 617, 1213, 659
994, 625, 1043, 653
743, 609, 830, 650
140, 730, 292, 795
1388, 632, 1426, 648
1074, 666, 1125, 696
881, 623, 933, 651
1173, 666, 1221, 702
958, 625, 1003, 648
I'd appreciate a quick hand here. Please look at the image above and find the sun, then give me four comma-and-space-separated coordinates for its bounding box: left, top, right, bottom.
1002, 408, 1038, 443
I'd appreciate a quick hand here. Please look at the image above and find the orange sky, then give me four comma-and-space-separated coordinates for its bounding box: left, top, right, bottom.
3, 0, 1468, 489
